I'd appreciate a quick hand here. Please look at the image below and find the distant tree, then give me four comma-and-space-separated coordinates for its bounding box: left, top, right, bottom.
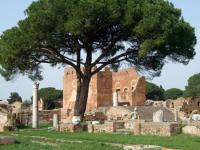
0, 0, 196, 118
38, 87, 62, 109
146, 82, 165, 100
184, 73, 200, 97
164, 88, 183, 100
22, 99, 32, 107
7, 92, 22, 104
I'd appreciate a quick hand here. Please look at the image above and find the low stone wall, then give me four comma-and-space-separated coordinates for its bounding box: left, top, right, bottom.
88, 121, 126, 133
16, 109, 61, 126
124, 120, 145, 130
182, 125, 200, 136
84, 112, 107, 122
58, 120, 180, 136
59, 123, 83, 132
134, 122, 180, 136
93, 121, 116, 133
39, 109, 61, 124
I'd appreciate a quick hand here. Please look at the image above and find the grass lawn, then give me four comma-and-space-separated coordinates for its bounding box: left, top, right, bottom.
0, 128, 200, 150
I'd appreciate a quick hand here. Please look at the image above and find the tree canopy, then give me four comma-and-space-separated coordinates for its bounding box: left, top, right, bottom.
7, 92, 22, 104
146, 81, 165, 100
0, 0, 196, 80
0, 0, 196, 117
164, 88, 183, 100
184, 73, 200, 98
38, 87, 62, 109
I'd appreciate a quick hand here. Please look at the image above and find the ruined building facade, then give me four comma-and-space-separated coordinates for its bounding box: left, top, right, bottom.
61, 67, 146, 122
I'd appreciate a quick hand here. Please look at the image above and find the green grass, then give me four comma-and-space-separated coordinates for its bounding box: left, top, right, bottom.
0, 128, 200, 150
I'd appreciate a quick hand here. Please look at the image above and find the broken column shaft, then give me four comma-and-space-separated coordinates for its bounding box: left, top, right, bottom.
32, 82, 39, 128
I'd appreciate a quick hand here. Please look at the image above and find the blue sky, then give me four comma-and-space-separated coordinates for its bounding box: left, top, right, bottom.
0, 0, 200, 100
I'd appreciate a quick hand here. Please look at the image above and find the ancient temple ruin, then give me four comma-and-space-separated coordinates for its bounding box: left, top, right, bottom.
61, 67, 146, 121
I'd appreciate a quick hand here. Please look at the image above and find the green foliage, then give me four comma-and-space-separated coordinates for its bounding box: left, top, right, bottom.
7, 92, 22, 104
38, 87, 62, 109
184, 73, 200, 97
0, 0, 196, 80
22, 99, 32, 107
39, 87, 62, 102
146, 81, 165, 100
164, 88, 183, 100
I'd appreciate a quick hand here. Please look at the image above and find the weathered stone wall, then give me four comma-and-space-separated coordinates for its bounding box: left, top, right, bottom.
39, 109, 61, 124
134, 122, 180, 136
112, 69, 145, 106
59, 123, 85, 132
131, 77, 146, 106
97, 69, 113, 108
0, 107, 13, 132
166, 97, 200, 114
90, 121, 117, 133
62, 68, 79, 113
84, 112, 107, 122
16, 109, 61, 125
105, 106, 132, 120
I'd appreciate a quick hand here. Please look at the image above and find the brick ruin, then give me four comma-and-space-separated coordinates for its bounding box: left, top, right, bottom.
0, 101, 13, 132
59, 67, 184, 136
166, 97, 200, 114
61, 67, 146, 122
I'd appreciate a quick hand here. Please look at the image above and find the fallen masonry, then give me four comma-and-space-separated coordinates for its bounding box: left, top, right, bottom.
0, 136, 15, 145
58, 106, 182, 136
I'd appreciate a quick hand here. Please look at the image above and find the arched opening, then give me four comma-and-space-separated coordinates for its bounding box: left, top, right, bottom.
171, 102, 174, 108
116, 89, 121, 101
122, 88, 129, 101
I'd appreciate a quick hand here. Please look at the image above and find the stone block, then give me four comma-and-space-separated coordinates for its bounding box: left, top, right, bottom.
93, 121, 116, 133
133, 122, 180, 136
125, 120, 135, 129
114, 121, 125, 129
182, 125, 200, 136
59, 123, 83, 132
124, 145, 161, 150
134, 122, 142, 135
0, 136, 15, 145
88, 124, 94, 133
92, 121, 100, 125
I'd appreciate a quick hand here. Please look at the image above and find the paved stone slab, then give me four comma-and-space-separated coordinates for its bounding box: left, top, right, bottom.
0, 136, 15, 145
124, 145, 161, 150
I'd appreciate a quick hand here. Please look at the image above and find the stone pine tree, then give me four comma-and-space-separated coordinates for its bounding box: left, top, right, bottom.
38, 87, 63, 109
0, 0, 196, 119
164, 88, 183, 100
7, 92, 22, 104
184, 73, 200, 98
146, 82, 165, 100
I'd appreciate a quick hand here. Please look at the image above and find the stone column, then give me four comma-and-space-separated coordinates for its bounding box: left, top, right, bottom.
113, 92, 118, 106
174, 109, 178, 122
32, 82, 39, 128
53, 114, 58, 128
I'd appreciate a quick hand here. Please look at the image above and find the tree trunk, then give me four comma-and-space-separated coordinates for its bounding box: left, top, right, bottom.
74, 75, 91, 119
